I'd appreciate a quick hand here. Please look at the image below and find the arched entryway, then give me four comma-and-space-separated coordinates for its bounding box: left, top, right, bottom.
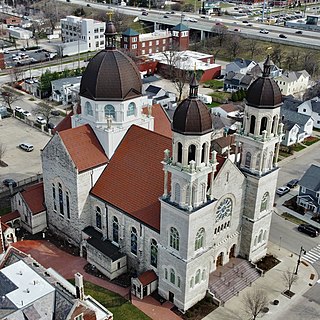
229, 244, 236, 258
216, 252, 224, 267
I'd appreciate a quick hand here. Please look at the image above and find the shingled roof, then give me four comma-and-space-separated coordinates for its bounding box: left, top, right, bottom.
21, 182, 45, 215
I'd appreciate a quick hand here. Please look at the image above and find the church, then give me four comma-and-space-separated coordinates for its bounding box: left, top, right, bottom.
40, 20, 283, 311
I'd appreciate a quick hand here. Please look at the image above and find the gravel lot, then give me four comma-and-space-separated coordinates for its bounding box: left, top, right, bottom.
0, 117, 51, 184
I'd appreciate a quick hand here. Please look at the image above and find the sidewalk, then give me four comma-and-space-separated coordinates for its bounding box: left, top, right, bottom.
203, 241, 318, 320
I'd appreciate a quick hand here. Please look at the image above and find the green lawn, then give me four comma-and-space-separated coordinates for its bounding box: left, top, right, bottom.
292, 144, 306, 152
281, 212, 305, 225
69, 280, 151, 320
303, 137, 320, 146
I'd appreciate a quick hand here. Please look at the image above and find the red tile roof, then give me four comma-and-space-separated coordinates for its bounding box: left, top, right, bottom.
21, 182, 45, 215
218, 104, 239, 113
1, 210, 20, 223
1, 221, 9, 232
59, 124, 109, 173
138, 270, 158, 286
91, 125, 171, 231
142, 104, 172, 138
213, 135, 235, 148
71, 304, 96, 320
53, 105, 81, 134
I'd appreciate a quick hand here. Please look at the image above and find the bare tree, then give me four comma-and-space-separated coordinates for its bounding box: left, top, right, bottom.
0, 142, 7, 165
173, 68, 189, 102
282, 269, 298, 294
32, 102, 55, 125
227, 35, 242, 60
10, 66, 24, 83
270, 45, 283, 68
41, 0, 63, 34
303, 81, 320, 101
242, 289, 268, 320
161, 49, 183, 82
211, 25, 228, 46
0, 90, 20, 110
247, 40, 260, 60
303, 51, 319, 77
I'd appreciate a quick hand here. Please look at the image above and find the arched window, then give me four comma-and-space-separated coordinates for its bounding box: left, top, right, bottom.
271, 116, 276, 134
170, 227, 180, 251
127, 102, 136, 116
58, 183, 64, 215
263, 230, 267, 240
177, 276, 181, 288
245, 152, 251, 168
85, 101, 93, 116
201, 183, 206, 202
250, 115, 256, 134
202, 269, 205, 281
258, 230, 263, 243
150, 239, 158, 268
260, 192, 269, 212
186, 186, 190, 206
260, 116, 268, 135
255, 152, 261, 170
201, 143, 206, 163
95, 206, 101, 229
195, 269, 201, 284
188, 144, 196, 163
165, 268, 168, 280
104, 104, 115, 119
113, 216, 119, 244
66, 191, 70, 219
190, 277, 194, 288
195, 228, 205, 251
177, 142, 182, 163
131, 227, 138, 255
170, 268, 175, 284
174, 183, 180, 203
254, 236, 258, 246
52, 183, 57, 211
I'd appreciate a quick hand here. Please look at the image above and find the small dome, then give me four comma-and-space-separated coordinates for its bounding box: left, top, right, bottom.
246, 56, 282, 108
172, 99, 212, 135
80, 49, 142, 101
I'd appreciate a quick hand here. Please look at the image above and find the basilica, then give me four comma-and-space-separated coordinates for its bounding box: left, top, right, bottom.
40, 21, 283, 311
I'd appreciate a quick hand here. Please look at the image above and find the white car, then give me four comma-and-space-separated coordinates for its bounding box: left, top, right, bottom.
15, 106, 24, 113
23, 110, 31, 117
260, 29, 269, 34
36, 116, 47, 124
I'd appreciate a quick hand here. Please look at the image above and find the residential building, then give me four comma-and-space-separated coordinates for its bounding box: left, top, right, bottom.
8, 27, 32, 39
297, 97, 320, 129
274, 70, 310, 96
4, 16, 21, 26
223, 72, 253, 92
297, 164, 320, 213
51, 76, 82, 105
121, 23, 189, 56
25, 21, 283, 312
143, 84, 176, 109
225, 58, 258, 75
60, 15, 105, 52
0, 248, 113, 320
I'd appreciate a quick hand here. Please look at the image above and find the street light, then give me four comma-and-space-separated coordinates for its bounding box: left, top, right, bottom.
294, 246, 306, 275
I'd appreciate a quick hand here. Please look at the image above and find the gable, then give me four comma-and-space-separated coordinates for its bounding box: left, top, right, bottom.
21, 183, 45, 215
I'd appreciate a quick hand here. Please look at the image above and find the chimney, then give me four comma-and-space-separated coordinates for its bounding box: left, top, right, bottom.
75, 272, 84, 300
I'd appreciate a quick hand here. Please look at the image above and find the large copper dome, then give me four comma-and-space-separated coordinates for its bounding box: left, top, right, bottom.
172, 73, 212, 135
246, 56, 282, 108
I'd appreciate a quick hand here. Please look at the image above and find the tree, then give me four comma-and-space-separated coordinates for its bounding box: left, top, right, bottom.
242, 289, 268, 320
161, 49, 183, 82
10, 66, 24, 84
282, 269, 298, 294
227, 35, 242, 60
303, 81, 320, 100
270, 45, 283, 68
32, 102, 55, 125
303, 51, 319, 77
247, 40, 260, 60
211, 25, 228, 46
0, 90, 20, 110
173, 68, 189, 102
0, 142, 7, 165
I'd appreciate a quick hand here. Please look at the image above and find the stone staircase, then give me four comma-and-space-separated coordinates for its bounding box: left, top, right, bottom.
208, 260, 261, 305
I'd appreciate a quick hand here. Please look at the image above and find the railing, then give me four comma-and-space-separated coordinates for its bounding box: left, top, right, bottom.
0, 174, 43, 195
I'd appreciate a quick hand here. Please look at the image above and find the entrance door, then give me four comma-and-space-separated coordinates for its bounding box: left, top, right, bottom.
229, 244, 236, 258
216, 252, 223, 267
169, 291, 174, 303
143, 286, 148, 298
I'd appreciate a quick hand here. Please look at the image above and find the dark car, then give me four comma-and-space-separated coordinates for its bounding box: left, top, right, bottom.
142, 11, 148, 15
163, 15, 169, 18
276, 186, 290, 196
87, 3, 91, 6
3, 178, 17, 188
47, 122, 56, 129
287, 179, 299, 188
298, 224, 319, 237
279, 34, 287, 38
51, 110, 61, 116
295, 30, 303, 34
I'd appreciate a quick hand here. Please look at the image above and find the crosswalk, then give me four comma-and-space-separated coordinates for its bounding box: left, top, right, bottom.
302, 244, 320, 264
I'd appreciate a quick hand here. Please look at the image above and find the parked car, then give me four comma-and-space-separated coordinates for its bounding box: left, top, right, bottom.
36, 116, 46, 124
276, 186, 290, 196
279, 34, 287, 38
260, 29, 269, 34
50, 110, 61, 116
22, 110, 31, 117
15, 106, 24, 113
3, 178, 17, 188
47, 122, 56, 129
298, 224, 319, 237
287, 179, 299, 188
19, 143, 34, 152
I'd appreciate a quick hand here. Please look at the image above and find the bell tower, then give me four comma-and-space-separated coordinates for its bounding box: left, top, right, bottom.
236, 56, 284, 261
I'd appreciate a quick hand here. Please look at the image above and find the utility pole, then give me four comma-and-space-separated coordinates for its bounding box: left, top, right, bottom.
294, 246, 306, 275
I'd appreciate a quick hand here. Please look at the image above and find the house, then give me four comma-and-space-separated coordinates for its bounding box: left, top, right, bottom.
8, 27, 33, 40
223, 71, 254, 92
51, 76, 82, 105
10, 182, 47, 235
225, 58, 258, 75
22, 78, 41, 98
143, 84, 176, 109
274, 70, 310, 96
297, 97, 320, 129
131, 270, 158, 299
280, 107, 313, 146
297, 164, 320, 213
211, 104, 243, 119
0, 220, 17, 249
0, 248, 113, 320
4, 16, 21, 26
212, 134, 236, 156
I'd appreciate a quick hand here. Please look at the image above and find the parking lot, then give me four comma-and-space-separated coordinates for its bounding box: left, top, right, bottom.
0, 117, 51, 185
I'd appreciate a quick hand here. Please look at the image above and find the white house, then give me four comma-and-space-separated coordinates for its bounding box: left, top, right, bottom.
274, 70, 310, 96
225, 58, 258, 75
8, 27, 33, 39
60, 15, 105, 53
298, 97, 320, 129
51, 76, 82, 105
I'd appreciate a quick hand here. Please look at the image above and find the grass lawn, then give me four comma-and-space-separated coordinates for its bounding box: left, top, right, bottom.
208, 101, 221, 108
210, 91, 230, 103
303, 136, 320, 146
292, 144, 306, 152
68, 280, 151, 320
281, 212, 305, 225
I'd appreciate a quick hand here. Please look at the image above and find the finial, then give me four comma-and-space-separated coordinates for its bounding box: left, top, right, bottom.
106, 11, 113, 21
